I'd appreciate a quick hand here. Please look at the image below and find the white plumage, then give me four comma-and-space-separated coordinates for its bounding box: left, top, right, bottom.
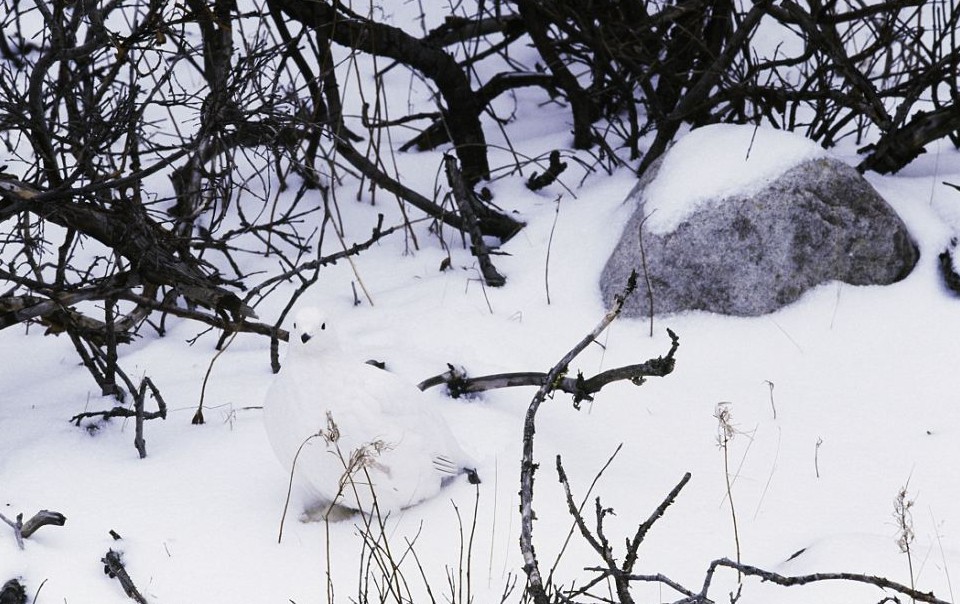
264, 308, 479, 518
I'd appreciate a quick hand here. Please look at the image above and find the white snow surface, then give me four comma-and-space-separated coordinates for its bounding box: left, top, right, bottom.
2, 6, 960, 604
643, 124, 828, 233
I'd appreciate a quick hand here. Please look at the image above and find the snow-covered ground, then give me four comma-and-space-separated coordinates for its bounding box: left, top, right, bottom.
2, 5, 960, 604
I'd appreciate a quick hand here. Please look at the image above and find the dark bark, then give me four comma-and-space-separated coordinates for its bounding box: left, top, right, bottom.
20, 510, 66, 539
858, 104, 960, 174
443, 155, 506, 287
401, 72, 555, 153
267, 0, 490, 183
422, 14, 524, 48
514, 0, 595, 148
101, 550, 147, 604
0, 579, 25, 604
526, 150, 568, 191
0, 179, 252, 321
938, 238, 960, 296
334, 139, 523, 241
418, 333, 679, 405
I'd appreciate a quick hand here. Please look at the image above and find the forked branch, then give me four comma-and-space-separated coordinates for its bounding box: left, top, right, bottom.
518, 270, 679, 604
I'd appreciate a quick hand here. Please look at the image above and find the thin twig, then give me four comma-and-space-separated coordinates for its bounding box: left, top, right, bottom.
637, 215, 655, 337
278, 431, 322, 544
547, 444, 624, 590
544, 195, 561, 305
195, 328, 241, 425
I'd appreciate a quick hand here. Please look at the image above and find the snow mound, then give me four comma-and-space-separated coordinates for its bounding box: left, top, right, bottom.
643, 124, 828, 234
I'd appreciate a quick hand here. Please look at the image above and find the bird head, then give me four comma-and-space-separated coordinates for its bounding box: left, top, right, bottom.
290, 307, 341, 356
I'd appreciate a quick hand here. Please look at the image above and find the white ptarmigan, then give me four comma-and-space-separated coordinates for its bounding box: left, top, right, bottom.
264, 307, 480, 519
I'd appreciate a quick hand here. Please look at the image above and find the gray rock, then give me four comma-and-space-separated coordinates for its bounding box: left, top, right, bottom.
600, 157, 919, 317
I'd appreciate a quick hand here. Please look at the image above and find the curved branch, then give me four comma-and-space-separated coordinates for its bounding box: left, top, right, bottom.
514, 0, 595, 148
697, 558, 951, 604
267, 0, 490, 183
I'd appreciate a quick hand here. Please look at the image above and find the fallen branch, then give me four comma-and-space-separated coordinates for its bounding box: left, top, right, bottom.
670, 557, 952, 604
102, 549, 147, 604
584, 555, 952, 604
0, 510, 67, 550
418, 338, 678, 405
69, 404, 165, 425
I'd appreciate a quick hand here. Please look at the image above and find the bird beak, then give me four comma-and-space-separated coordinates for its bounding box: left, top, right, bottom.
301, 333, 312, 344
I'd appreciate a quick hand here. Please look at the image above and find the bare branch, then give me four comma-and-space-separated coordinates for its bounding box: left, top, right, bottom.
418, 340, 678, 404
0, 510, 66, 550
443, 155, 506, 287
518, 270, 676, 604
101, 550, 147, 604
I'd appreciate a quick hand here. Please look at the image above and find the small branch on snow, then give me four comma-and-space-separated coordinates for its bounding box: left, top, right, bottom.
71, 376, 167, 459
418, 341, 678, 405
70, 401, 166, 427
598, 556, 953, 604
526, 150, 568, 191
0, 510, 67, 549
0, 514, 24, 551
102, 549, 148, 604
20, 510, 66, 539
708, 558, 951, 604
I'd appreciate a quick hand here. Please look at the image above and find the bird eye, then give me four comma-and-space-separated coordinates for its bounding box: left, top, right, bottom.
321, 322, 326, 330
